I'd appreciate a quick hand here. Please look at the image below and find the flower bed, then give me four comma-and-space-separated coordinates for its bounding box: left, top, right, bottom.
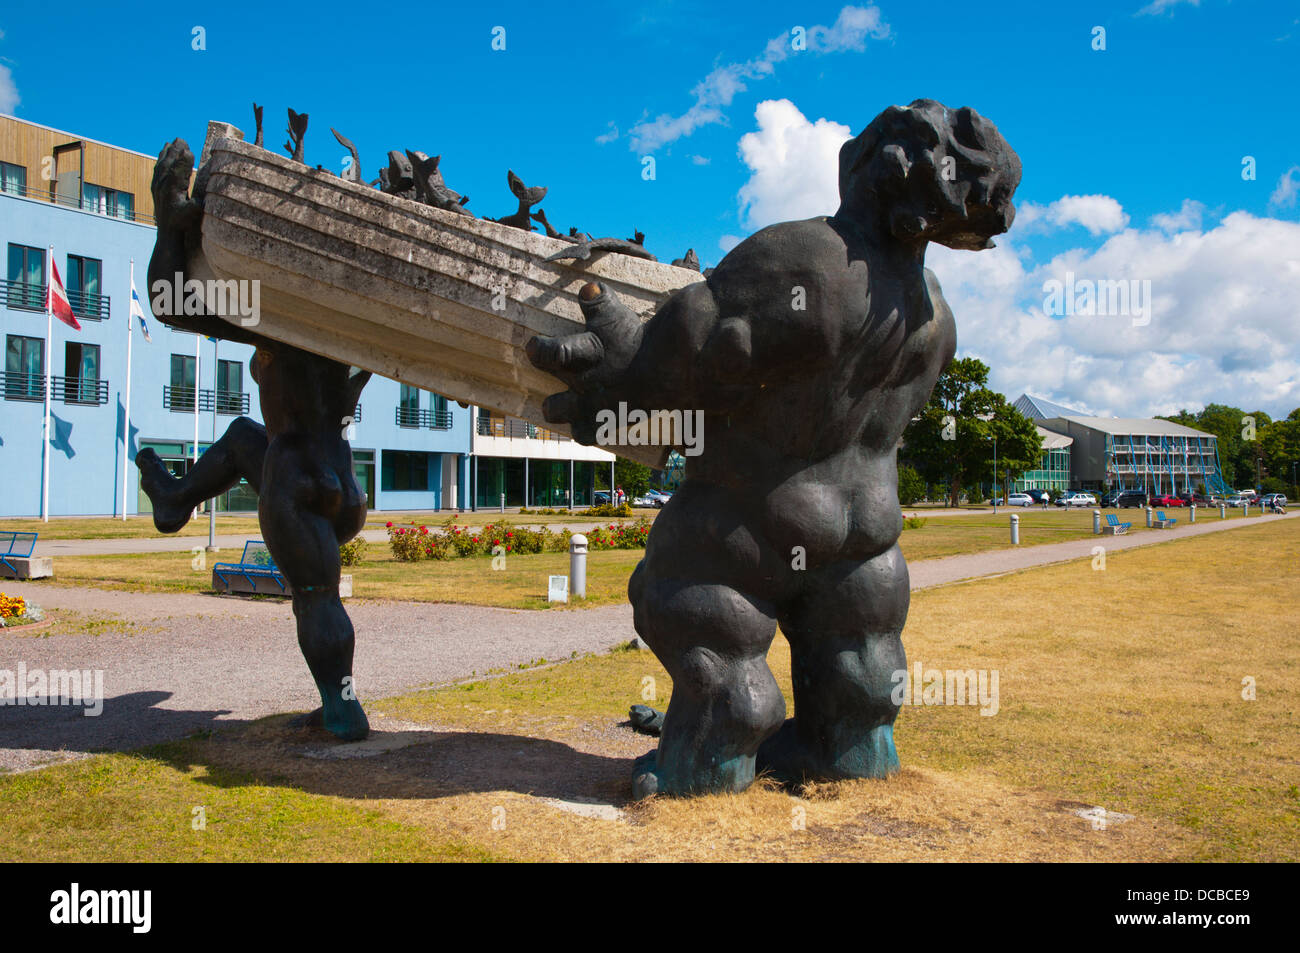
384, 518, 652, 562
0, 591, 45, 627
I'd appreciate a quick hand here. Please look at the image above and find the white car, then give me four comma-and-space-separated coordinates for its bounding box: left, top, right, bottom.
1223, 494, 1252, 507
1004, 493, 1034, 507
1055, 492, 1097, 507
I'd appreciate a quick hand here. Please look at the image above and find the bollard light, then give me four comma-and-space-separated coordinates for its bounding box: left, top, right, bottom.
1146, 507, 1153, 528
500, 492, 505, 513
1190, 504, 1196, 523
570, 533, 588, 599
1010, 513, 1020, 545
1092, 509, 1101, 534
1220, 502, 1227, 519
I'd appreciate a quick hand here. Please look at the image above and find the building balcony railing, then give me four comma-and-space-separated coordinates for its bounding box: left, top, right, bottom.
164, 386, 250, 415
0, 180, 156, 225
1, 280, 112, 318
476, 414, 567, 441
1, 372, 108, 405
2, 279, 46, 312
352, 403, 362, 422
67, 288, 111, 320
396, 406, 453, 429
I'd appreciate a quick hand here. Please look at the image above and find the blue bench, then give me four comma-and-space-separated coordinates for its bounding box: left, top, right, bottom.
212, 540, 288, 595
1155, 510, 1178, 528
1105, 514, 1131, 535
0, 531, 51, 579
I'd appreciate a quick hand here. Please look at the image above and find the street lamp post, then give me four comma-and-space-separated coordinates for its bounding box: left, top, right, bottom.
992, 435, 998, 514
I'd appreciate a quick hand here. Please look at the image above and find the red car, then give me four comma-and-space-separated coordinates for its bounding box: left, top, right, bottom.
1148, 494, 1185, 507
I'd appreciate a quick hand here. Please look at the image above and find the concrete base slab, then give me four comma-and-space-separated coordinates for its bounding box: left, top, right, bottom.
0, 556, 53, 580
211, 571, 352, 598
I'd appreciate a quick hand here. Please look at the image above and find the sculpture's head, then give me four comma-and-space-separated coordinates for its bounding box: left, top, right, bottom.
837, 99, 1021, 250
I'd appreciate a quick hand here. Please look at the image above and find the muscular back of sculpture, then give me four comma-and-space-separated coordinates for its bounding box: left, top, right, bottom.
527, 99, 1021, 796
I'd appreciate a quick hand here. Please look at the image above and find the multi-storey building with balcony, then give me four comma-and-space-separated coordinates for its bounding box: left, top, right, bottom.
1, 114, 611, 517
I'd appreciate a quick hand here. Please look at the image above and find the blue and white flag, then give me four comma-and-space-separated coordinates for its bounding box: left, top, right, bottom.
129, 280, 152, 342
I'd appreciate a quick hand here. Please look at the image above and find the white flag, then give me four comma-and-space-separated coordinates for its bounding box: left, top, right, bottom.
130, 279, 152, 342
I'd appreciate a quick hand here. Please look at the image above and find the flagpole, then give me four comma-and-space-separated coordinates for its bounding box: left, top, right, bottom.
192, 334, 200, 520
122, 259, 134, 521
208, 336, 217, 550
42, 244, 53, 522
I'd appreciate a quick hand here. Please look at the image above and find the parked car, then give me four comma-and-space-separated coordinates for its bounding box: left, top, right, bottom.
1101, 489, 1147, 508
1002, 493, 1034, 507
593, 491, 612, 505
1149, 494, 1185, 508
646, 489, 673, 508
1260, 493, 1288, 510
1177, 491, 1211, 506
1055, 492, 1097, 507
1023, 489, 1051, 504
1223, 494, 1252, 508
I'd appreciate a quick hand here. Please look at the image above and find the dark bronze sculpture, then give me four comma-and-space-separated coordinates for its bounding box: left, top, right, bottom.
527, 99, 1021, 796
137, 122, 372, 742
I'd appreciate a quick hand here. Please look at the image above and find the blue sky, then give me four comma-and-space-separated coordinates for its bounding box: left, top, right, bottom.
2, 0, 1297, 415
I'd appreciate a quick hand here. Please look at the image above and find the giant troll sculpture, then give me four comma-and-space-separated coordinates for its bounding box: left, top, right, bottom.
527, 99, 1021, 797
136, 98, 1019, 795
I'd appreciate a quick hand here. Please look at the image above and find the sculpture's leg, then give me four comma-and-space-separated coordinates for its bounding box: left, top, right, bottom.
629, 563, 785, 797
258, 434, 369, 741
136, 416, 268, 533
758, 545, 909, 783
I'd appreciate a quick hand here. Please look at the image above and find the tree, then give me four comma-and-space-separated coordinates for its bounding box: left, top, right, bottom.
901, 358, 1042, 506
897, 464, 925, 506
613, 456, 652, 499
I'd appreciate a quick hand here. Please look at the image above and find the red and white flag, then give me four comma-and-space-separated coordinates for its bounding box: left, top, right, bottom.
48, 260, 82, 331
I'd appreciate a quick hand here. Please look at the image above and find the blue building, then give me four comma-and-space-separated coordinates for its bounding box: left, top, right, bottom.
2, 114, 611, 518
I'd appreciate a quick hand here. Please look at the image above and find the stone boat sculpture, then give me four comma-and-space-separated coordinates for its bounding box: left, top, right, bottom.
188, 120, 702, 467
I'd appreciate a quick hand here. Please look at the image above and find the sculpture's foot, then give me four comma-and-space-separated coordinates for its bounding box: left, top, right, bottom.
631, 750, 661, 799
315, 681, 369, 742
631, 746, 759, 798
136, 448, 193, 534
757, 719, 900, 784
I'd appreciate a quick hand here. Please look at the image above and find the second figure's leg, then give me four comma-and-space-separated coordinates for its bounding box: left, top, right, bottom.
136, 416, 268, 533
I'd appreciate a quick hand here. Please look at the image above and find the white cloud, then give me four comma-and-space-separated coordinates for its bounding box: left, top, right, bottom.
1269, 165, 1300, 210
594, 122, 619, 145
736, 99, 851, 231
690, 154, 710, 166
1018, 195, 1130, 235
1136, 0, 1201, 15
1150, 199, 1204, 232
928, 209, 1300, 417
0, 63, 17, 114
626, 5, 887, 153
719, 235, 742, 253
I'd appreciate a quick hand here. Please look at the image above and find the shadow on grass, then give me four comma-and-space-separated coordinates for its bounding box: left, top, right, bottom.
137, 714, 642, 807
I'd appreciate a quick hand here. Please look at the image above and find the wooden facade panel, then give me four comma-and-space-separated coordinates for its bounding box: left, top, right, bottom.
0, 115, 156, 220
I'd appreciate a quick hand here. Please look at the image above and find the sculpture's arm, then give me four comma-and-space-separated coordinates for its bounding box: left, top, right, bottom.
147, 139, 263, 346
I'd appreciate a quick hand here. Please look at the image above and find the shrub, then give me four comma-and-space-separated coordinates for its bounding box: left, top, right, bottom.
903, 516, 927, 530
582, 502, 633, 518
339, 537, 367, 566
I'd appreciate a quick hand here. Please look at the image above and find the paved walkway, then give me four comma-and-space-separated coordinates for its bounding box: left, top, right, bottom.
2, 509, 1292, 772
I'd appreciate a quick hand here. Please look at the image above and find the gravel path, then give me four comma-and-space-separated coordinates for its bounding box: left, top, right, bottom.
3, 509, 1291, 772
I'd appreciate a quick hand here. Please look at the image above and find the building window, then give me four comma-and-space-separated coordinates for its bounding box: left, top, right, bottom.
4, 334, 44, 400
66, 254, 107, 319
382, 450, 430, 492
0, 161, 26, 197
83, 183, 134, 221
64, 342, 101, 403
217, 358, 244, 414
397, 383, 420, 427
167, 353, 198, 410
5, 243, 46, 311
